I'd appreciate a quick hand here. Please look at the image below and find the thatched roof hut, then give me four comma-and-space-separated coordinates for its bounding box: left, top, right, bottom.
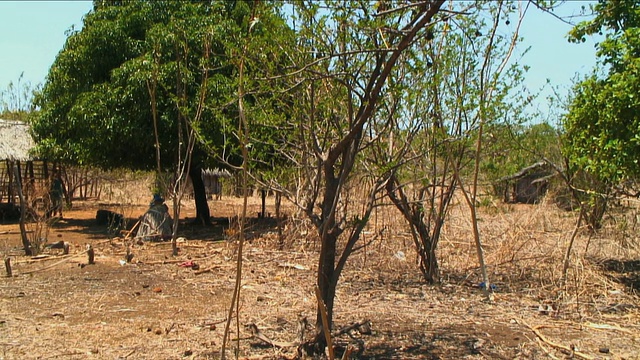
0, 119, 35, 161
0, 119, 43, 206
495, 161, 555, 204
202, 167, 232, 199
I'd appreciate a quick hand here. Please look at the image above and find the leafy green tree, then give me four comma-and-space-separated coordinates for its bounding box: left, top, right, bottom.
564, 0, 640, 228
31, 0, 291, 224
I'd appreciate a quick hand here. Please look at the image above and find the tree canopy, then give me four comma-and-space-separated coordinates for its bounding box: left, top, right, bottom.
564, 0, 640, 185
32, 0, 293, 172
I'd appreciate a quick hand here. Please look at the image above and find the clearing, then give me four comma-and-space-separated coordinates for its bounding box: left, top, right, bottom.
1, 195, 639, 359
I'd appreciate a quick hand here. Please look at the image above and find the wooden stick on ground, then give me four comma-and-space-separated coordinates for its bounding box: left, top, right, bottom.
245, 323, 295, 348
124, 219, 141, 239
520, 319, 594, 360
144, 259, 185, 265
193, 265, 234, 275
18, 254, 71, 264
122, 348, 136, 359
0, 230, 33, 235
333, 319, 371, 337
315, 286, 335, 360
20, 250, 89, 275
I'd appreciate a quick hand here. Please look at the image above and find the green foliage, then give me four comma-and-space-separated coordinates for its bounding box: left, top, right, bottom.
569, 0, 640, 73
564, 0, 640, 186
374, 1, 532, 283
563, 74, 640, 183
378, 1, 536, 185
482, 121, 562, 181
32, 0, 294, 172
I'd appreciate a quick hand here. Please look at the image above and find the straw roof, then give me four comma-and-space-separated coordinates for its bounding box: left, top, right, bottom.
0, 119, 36, 161
202, 167, 232, 178
497, 161, 549, 182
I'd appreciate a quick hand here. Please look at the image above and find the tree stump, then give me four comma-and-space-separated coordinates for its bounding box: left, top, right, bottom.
4, 258, 11, 277
125, 246, 134, 263
87, 244, 95, 265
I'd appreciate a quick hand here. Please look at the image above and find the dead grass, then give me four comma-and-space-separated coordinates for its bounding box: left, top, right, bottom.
0, 186, 639, 359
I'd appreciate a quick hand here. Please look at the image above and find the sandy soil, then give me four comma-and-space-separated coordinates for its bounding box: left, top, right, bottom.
0, 196, 639, 359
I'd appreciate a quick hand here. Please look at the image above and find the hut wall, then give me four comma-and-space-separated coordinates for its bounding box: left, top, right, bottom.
0, 160, 56, 205
513, 174, 548, 204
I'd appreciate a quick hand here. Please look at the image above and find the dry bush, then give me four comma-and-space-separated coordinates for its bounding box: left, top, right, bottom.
280, 210, 318, 250
95, 170, 154, 206
316, 187, 640, 320
88, 170, 156, 235
439, 194, 639, 317
19, 186, 59, 254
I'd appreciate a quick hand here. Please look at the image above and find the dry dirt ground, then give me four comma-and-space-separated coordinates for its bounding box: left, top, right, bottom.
1, 195, 640, 359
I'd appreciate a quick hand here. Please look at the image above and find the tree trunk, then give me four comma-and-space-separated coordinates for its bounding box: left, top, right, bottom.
260, 189, 266, 218
313, 228, 338, 353
417, 226, 440, 284
27, 161, 34, 203
310, 172, 341, 354
586, 194, 607, 230
189, 164, 210, 225
386, 176, 447, 284
275, 192, 283, 247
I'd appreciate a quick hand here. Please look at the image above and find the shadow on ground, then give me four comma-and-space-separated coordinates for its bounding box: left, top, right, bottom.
600, 259, 640, 296
37, 212, 283, 242
337, 322, 529, 360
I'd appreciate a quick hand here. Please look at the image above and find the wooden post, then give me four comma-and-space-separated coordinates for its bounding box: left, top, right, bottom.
4, 257, 12, 277
260, 189, 267, 218
125, 245, 134, 263
27, 161, 35, 203
14, 164, 33, 256
7, 160, 14, 205
275, 192, 283, 248
87, 244, 95, 265
63, 242, 70, 255
43, 160, 49, 187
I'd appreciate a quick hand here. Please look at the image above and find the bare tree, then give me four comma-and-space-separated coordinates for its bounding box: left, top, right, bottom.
266, 1, 446, 353
367, 1, 527, 289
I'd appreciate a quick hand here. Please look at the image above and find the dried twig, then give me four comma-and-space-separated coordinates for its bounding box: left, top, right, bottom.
143, 259, 185, 265
245, 323, 296, 348
123, 219, 141, 239
584, 322, 634, 334
20, 250, 89, 275
121, 348, 136, 359
193, 264, 233, 275
519, 319, 594, 360
316, 286, 335, 360
41, 350, 86, 359
333, 319, 371, 337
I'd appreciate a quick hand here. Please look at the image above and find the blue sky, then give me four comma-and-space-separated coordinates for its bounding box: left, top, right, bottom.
515, 1, 601, 122
0, 1, 601, 120
0, 1, 93, 91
